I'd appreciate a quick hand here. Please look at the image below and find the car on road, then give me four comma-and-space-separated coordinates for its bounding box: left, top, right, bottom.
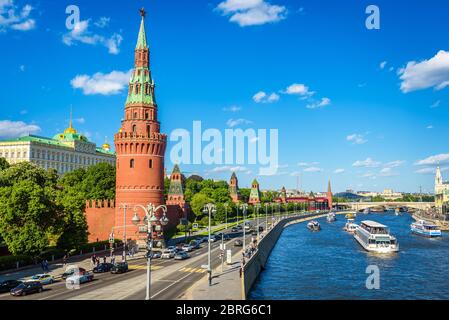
258, 226, 264, 232
146, 251, 162, 259
161, 249, 175, 259
65, 272, 94, 285
111, 262, 128, 274
0, 280, 22, 293
62, 267, 87, 280
93, 263, 114, 273
234, 239, 243, 247
29, 274, 55, 285
182, 244, 193, 252
174, 251, 190, 260
231, 227, 239, 232
189, 240, 200, 249
10, 281, 43, 296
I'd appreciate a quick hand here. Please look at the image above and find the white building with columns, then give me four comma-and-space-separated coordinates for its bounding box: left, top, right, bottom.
0, 120, 115, 174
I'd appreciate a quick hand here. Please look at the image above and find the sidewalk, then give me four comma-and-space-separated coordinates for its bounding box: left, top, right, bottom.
0, 250, 145, 282
181, 251, 242, 300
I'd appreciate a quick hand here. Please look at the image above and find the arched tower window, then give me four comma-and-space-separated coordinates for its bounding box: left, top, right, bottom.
134, 112, 137, 119
130, 159, 135, 168
145, 112, 149, 119
149, 159, 153, 168
146, 125, 150, 136
132, 124, 137, 133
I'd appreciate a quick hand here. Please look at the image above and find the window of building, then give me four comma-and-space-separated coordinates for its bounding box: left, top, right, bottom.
133, 124, 137, 133
130, 159, 135, 168
134, 112, 137, 119
149, 159, 153, 169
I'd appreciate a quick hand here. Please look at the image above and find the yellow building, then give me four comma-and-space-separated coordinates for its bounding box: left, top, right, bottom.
0, 119, 115, 174
435, 167, 449, 214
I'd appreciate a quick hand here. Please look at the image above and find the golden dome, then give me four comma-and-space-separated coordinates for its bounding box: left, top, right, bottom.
102, 143, 111, 150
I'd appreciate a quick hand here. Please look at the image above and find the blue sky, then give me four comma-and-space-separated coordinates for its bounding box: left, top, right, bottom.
1, 0, 449, 193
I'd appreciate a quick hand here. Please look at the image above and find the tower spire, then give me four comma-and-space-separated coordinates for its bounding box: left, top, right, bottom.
64, 106, 77, 134
136, 8, 148, 50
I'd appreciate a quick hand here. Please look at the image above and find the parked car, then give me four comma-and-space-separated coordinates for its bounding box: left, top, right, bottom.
0, 280, 22, 293
201, 237, 209, 243
167, 246, 176, 251
111, 262, 128, 274
29, 274, 55, 285
234, 239, 243, 247
161, 249, 175, 259
258, 226, 264, 232
231, 227, 239, 232
93, 263, 114, 273
65, 272, 94, 285
62, 267, 87, 279
10, 281, 43, 296
174, 251, 190, 260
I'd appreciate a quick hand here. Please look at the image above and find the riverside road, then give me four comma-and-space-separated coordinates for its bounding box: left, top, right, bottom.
0, 221, 264, 300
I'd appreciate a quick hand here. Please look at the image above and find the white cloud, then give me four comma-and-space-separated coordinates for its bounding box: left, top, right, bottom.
19, 64, 25, 72
415, 154, 449, 166
306, 97, 331, 109
210, 165, 248, 173
415, 167, 437, 175
284, 83, 314, 97
0, 1, 36, 32
334, 168, 345, 174
19, 110, 27, 115
70, 70, 132, 95
216, 0, 287, 27
298, 161, 319, 167
62, 19, 123, 55
0, 120, 40, 138
253, 91, 279, 103
398, 50, 449, 93
379, 167, 399, 177
94, 17, 110, 28
430, 100, 441, 108
74, 118, 85, 124
384, 160, 405, 168
303, 166, 322, 173
346, 133, 367, 145
426, 125, 433, 129
380, 61, 387, 69
353, 158, 381, 168
223, 105, 242, 112
226, 118, 253, 128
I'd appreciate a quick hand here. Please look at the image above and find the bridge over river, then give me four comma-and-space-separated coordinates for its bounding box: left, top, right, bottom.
343, 202, 434, 211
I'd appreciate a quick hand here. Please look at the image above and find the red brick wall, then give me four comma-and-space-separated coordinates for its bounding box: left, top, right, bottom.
85, 200, 116, 243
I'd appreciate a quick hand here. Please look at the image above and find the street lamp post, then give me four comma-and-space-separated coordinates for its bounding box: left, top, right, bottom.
203, 203, 217, 286
240, 204, 248, 254
132, 203, 168, 301
224, 203, 228, 230
118, 204, 130, 262
255, 204, 260, 242
265, 203, 268, 232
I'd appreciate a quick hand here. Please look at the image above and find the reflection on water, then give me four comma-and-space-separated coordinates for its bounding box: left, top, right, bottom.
249, 211, 449, 300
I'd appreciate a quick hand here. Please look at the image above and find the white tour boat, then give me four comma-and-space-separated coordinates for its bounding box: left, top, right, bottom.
354, 220, 399, 253
307, 221, 321, 231
327, 212, 336, 222
411, 220, 442, 237
344, 219, 358, 233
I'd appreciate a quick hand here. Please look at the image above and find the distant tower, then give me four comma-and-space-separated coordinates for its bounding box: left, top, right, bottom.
114, 9, 167, 239
280, 186, 287, 203
435, 166, 443, 193
167, 164, 185, 207
229, 172, 241, 203
248, 179, 261, 205
327, 179, 333, 210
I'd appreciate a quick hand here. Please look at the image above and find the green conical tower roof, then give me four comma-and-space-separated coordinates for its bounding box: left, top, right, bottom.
136, 10, 148, 49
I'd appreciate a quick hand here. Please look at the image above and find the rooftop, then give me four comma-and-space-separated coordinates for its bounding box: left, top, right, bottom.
361, 220, 387, 228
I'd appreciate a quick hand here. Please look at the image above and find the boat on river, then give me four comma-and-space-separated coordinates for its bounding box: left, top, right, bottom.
307, 221, 321, 231
344, 219, 358, 233
411, 220, 442, 237
327, 212, 336, 222
345, 212, 357, 219
354, 220, 399, 253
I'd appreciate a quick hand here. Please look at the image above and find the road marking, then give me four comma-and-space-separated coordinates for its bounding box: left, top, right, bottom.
151, 270, 196, 299
129, 265, 162, 271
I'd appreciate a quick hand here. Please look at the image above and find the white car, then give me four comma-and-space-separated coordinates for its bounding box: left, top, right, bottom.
182, 244, 193, 252
65, 272, 94, 286
161, 249, 175, 259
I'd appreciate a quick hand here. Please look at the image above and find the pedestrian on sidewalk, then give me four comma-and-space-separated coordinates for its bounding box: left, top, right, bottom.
103, 256, 107, 264
111, 255, 116, 265
239, 266, 243, 278
63, 254, 68, 266
96, 257, 100, 266
40, 260, 45, 272
91, 254, 96, 267
44, 260, 50, 272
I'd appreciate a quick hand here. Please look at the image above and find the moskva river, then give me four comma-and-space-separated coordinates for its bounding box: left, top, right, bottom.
249, 211, 449, 300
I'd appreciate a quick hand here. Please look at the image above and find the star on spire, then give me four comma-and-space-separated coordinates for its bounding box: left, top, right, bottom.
140, 7, 146, 18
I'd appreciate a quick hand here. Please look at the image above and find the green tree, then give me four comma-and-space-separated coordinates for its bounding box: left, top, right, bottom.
190, 193, 213, 218
0, 163, 60, 256
0, 158, 9, 171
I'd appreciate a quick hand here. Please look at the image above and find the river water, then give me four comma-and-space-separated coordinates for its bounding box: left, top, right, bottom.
249, 211, 449, 300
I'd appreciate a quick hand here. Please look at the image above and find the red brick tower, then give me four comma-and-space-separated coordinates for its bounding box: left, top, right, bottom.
114, 9, 167, 239
229, 172, 241, 203
327, 179, 333, 210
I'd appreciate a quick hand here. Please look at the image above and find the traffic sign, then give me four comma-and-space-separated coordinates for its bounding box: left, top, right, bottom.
226, 250, 232, 264
109, 233, 114, 243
